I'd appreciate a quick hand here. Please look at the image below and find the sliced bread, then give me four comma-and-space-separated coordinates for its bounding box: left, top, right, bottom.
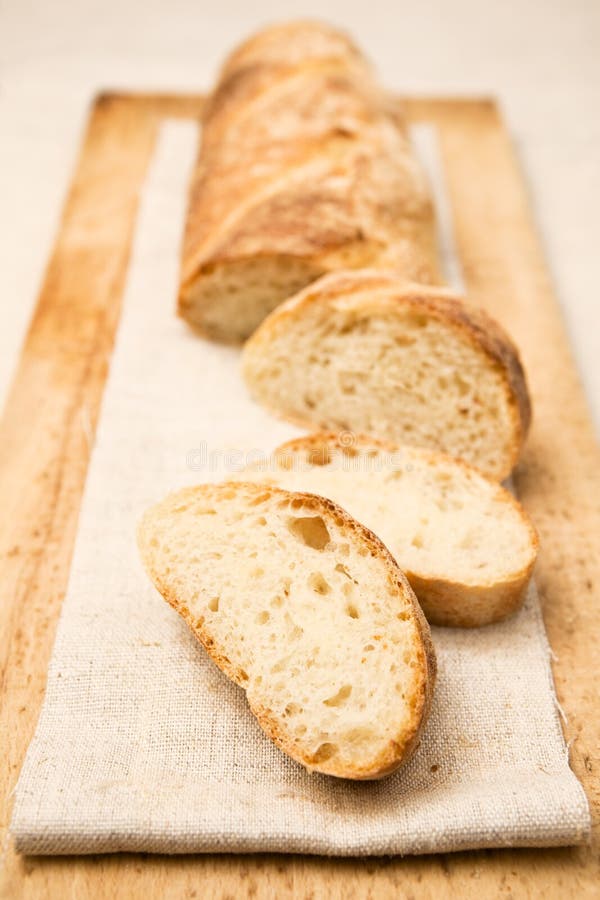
137, 481, 435, 779
241, 270, 531, 480
178, 23, 440, 343
234, 433, 538, 627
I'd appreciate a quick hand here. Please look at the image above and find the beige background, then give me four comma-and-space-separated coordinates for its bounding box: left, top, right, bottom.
1, 0, 599, 429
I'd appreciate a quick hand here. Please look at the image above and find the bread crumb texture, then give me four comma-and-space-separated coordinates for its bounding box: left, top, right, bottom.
137, 481, 435, 779
242, 270, 531, 480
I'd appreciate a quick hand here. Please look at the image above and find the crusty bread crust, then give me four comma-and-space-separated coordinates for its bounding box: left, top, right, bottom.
275, 431, 539, 628
138, 481, 436, 779
178, 22, 441, 342
242, 270, 532, 480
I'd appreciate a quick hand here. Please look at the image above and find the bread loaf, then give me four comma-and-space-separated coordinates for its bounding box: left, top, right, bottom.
179, 20, 441, 342
242, 270, 531, 480
234, 433, 538, 627
138, 481, 435, 778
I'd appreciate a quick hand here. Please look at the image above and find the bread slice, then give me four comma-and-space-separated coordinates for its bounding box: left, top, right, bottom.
241, 270, 531, 480
234, 434, 538, 627
137, 481, 435, 779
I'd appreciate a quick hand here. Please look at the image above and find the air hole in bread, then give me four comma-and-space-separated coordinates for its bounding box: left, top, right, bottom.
285, 702, 303, 717
208, 596, 220, 612
287, 515, 331, 550
257, 610, 270, 624
323, 684, 352, 707
345, 602, 360, 619
339, 373, 357, 395
338, 318, 367, 336
308, 571, 331, 595
335, 562, 353, 580
455, 373, 470, 396
255, 516, 267, 526
312, 742, 338, 762
411, 533, 424, 549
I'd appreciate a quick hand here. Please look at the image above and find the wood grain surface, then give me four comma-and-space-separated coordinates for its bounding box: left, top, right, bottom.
0, 94, 598, 899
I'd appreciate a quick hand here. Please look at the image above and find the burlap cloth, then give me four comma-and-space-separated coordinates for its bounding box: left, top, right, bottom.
10, 122, 590, 855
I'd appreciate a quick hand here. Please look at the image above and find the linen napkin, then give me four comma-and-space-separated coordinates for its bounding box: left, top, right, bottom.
10, 121, 590, 855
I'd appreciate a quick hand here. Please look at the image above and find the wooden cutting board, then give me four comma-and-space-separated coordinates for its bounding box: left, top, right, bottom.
1, 93, 598, 898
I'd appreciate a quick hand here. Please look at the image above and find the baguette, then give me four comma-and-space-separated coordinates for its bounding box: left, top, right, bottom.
241, 270, 531, 480
234, 433, 538, 627
138, 481, 435, 779
179, 20, 441, 342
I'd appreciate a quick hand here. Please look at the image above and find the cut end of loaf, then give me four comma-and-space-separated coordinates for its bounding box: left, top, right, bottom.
242, 270, 531, 480
137, 481, 435, 779
179, 256, 327, 343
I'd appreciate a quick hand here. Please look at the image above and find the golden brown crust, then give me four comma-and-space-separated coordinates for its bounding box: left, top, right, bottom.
243, 270, 532, 480
217, 20, 368, 76
272, 431, 539, 627
407, 569, 534, 628
138, 481, 436, 779
178, 22, 441, 339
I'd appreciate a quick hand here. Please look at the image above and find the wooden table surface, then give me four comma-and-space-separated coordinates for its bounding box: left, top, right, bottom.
0, 94, 598, 899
